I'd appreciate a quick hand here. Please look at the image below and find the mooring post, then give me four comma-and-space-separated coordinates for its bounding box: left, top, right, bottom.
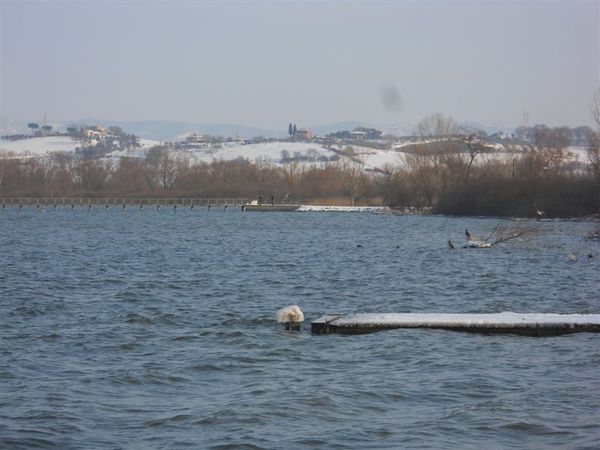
285, 321, 301, 331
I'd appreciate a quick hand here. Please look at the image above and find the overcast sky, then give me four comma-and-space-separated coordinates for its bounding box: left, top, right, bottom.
1, 1, 598, 130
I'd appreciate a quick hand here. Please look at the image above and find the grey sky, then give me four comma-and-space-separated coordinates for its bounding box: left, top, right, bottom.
1, 1, 598, 130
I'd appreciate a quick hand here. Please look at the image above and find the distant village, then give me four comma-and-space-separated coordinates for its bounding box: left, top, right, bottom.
1, 118, 596, 159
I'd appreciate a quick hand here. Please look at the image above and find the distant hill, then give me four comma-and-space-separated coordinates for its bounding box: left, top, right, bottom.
0, 116, 286, 141
460, 120, 515, 136
1, 117, 378, 141
0, 115, 518, 141
308, 121, 374, 136
103, 120, 290, 141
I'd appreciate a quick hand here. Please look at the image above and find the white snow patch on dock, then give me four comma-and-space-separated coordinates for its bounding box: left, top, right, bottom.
297, 205, 391, 213
334, 312, 600, 327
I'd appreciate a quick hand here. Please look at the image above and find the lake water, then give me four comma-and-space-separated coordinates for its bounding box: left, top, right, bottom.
1, 208, 599, 449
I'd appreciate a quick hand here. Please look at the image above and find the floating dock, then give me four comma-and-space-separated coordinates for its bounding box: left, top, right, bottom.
311, 313, 600, 336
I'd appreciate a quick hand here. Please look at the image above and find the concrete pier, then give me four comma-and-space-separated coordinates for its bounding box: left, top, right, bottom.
311, 313, 600, 336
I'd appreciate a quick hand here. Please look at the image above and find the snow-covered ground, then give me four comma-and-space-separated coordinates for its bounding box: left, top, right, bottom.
109, 141, 378, 169
191, 142, 333, 165
362, 150, 406, 170
297, 205, 391, 213
0, 136, 79, 156
0, 136, 592, 173
334, 312, 600, 327
0, 136, 160, 157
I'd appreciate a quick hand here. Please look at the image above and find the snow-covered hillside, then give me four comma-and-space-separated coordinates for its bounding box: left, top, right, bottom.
0, 136, 591, 173
109, 141, 401, 171
0, 136, 79, 156
0, 136, 160, 157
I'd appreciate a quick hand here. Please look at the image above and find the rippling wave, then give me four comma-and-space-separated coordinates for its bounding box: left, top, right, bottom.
1, 210, 598, 449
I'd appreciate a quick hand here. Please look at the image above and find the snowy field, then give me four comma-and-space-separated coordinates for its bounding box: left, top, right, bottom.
0, 136, 592, 172
0, 136, 160, 157
0, 136, 80, 156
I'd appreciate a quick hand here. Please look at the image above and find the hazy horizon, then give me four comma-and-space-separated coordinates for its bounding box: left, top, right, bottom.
1, 1, 598, 130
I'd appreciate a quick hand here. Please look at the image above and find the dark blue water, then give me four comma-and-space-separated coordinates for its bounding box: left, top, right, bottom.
1, 208, 599, 449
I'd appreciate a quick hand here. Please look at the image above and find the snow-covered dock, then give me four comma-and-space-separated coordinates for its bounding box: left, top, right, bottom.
311, 313, 600, 336
296, 205, 390, 213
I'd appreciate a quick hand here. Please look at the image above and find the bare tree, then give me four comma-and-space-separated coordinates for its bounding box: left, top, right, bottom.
70, 159, 112, 192
462, 222, 538, 248
414, 113, 461, 137
587, 89, 600, 205
591, 87, 600, 129
462, 132, 487, 181
339, 147, 368, 206
27, 123, 39, 136
145, 146, 177, 191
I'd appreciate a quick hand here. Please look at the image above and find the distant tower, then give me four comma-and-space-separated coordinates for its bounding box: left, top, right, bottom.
522, 110, 529, 128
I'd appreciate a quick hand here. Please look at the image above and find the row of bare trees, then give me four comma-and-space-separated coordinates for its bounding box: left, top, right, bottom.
380, 111, 600, 217
0, 146, 375, 205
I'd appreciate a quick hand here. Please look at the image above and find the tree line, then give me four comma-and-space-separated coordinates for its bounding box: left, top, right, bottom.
0, 146, 376, 206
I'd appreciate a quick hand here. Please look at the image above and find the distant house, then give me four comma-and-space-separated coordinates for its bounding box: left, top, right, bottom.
186, 133, 210, 144
84, 129, 102, 139
295, 128, 313, 142
351, 131, 367, 141
84, 124, 110, 139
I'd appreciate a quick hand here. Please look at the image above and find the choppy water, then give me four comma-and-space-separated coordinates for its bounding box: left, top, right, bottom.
1, 208, 599, 449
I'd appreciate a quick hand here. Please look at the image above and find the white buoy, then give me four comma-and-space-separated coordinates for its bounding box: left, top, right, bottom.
277, 305, 304, 330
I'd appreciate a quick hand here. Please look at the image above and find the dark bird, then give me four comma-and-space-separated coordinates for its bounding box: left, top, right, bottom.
448, 240, 455, 249
465, 229, 472, 240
